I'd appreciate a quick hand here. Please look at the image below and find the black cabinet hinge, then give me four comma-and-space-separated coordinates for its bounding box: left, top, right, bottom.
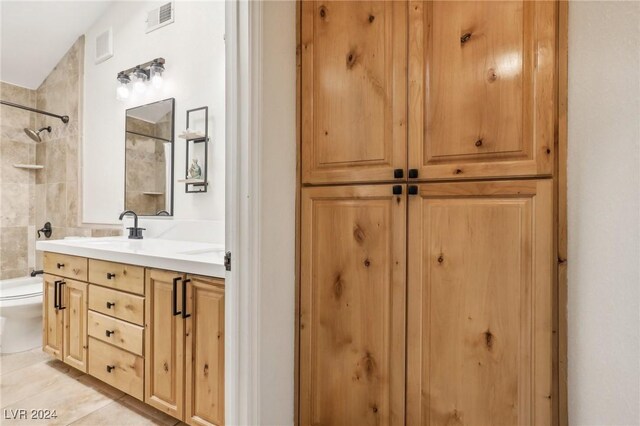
224, 251, 232, 271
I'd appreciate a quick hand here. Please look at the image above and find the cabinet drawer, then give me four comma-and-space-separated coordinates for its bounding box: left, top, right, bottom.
44, 252, 87, 281
89, 259, 144, 295
89, 285, 144, 326
88, 310, 144, 356
88, 337, 144, 400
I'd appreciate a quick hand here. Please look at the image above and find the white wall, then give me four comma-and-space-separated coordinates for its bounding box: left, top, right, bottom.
568, 2, 640, 424
258, 2, 297, 424
83, 1, 225, 224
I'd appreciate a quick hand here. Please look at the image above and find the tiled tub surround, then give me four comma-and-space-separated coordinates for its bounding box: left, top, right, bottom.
0, 83, 38, 279
0, 36, 120, 279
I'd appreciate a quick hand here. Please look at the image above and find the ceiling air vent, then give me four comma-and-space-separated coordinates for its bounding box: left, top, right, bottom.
146, 2, 175, 34
95, 28, 113, 64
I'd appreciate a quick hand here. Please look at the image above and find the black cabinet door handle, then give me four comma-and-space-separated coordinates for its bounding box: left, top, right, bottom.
181, 279, 191, 319
106, 301, 115, 309
106, 365, 115, 373
58, 281, 66, 310
57, 262, 64, 269
53, 280, 60, 309
105, 330, 115, 337
107, 272, 116, 280
172, 277, 182, 316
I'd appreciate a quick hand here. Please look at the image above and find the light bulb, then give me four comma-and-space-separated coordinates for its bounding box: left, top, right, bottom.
116, 73, 131, 100
133, 68, 148, 93
150, 62, 164, 88
116, 83, 130, 100
134, 79, 146, 93
151, 74, 163, 89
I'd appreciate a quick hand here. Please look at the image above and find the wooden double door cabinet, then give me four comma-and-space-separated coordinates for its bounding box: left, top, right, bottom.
42, 253, 224, 426
299, 1, 560, 425
301, 0, 556, 185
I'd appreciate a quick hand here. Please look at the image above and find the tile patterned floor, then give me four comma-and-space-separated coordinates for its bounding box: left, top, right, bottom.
0, 348, 185, 426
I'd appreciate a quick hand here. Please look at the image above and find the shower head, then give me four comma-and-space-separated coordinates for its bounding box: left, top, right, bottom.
24, 126, 51, 142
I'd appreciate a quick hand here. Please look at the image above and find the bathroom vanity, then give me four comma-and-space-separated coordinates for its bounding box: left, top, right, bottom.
37, 238, 225, 426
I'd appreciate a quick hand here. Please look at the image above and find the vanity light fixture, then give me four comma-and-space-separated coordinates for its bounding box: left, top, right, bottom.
116, 58, 165, 100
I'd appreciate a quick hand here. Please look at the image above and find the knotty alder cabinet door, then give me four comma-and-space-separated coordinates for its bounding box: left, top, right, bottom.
42, 274, 87, 372
62, 279, 88, 372
145, 269, 186, 419
43, 274, 63, 359
301, 1, 407, 185
146, 270, 225, 426
300, 185, 406, 425
184, 275, 225, 426
406, 180, 553, 424
408, 1, 556, 180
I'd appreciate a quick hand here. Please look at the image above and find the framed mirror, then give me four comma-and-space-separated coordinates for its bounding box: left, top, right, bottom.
125, 98, 175, 216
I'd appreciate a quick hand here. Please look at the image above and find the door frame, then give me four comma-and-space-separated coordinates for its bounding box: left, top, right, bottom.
225, 1, 263, 424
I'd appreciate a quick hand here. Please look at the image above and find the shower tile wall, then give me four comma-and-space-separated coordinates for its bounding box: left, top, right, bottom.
0, 83, 37, 279
0, 36, 120, 279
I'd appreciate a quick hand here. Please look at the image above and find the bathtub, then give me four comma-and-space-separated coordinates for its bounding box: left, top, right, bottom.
0, 276, 43, 354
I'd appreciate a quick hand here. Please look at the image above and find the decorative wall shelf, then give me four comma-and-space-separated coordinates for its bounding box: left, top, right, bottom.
177, 178, 206, 184
13, 164, 44, 170
180, 106, 210, 193
178, 130, 206, 141
142, 192, 164, 196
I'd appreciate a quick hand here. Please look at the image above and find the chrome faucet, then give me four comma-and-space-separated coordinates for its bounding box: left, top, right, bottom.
119, 210, 145, 239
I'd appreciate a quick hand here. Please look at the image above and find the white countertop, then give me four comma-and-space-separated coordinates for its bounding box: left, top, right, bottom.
36, 237, 226, 278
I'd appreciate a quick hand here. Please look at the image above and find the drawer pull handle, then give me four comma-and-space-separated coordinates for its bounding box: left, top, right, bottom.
106, 272, 116, 280
106, 365, 115, 373
105, 330, 115, 337
57, 262, 64, 269
106, 301, 116, 309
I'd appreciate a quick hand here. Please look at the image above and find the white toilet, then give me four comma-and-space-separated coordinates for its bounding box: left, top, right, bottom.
0, 276, 43, 354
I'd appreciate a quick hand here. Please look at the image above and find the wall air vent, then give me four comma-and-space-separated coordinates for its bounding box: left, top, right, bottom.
146, 2, 175, 33
95, 27, 113, 64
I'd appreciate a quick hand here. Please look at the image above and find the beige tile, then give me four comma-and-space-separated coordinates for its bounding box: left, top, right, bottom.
91, 228, 123, 238
35, 184, 46, 228
0, 226, 27, 272
35, 143, 47, 184
66, 180, 78, 227
0, 268, 28, 280
45, 139, 67, 184
0, 139, 32, 184
0, 183, 31, 227
70, 396, 179, 426
45, 183, 66, 227
27, 225, 36, 269
1, 373, 124, 426
0, 347, 50, 376
0, 82, 36, 107
1, 359, 84, 408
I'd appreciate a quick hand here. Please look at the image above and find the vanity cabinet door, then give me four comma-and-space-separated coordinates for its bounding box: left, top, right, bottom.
184, 276, 225, 426
408, 0, 556, 180
42, 274, 63, 360
62, 279, 88, 372
145, 269, 186, 420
